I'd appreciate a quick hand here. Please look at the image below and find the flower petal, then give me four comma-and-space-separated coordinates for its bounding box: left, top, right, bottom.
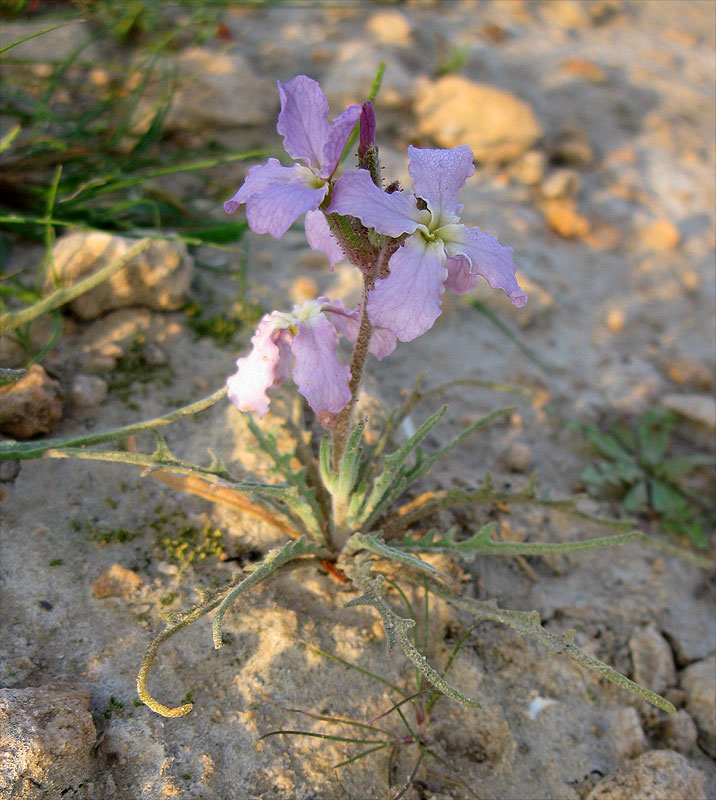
276, 75, 330, 171
445, 225, 527, 307
327, 170, 426, 237
407, 145, 474, 223
225, 160, 327, 238
367, 235, 447, 342
444, 254, 479, 295
304, 210, 345, 268
325, 299, 397, 360
291, 315, 351, 415
321, 103, 362, 178
227, 314, 283, 418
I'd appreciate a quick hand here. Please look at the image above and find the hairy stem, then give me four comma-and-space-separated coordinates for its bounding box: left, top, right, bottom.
332, 280, 374, 469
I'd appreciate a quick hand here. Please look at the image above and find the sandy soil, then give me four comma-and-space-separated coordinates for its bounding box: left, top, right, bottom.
1, 2, 715, 799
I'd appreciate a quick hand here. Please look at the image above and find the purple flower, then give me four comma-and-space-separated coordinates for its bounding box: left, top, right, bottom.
326, 145, 527, 342
223, 75, 360, 261
227, 298, 395, 422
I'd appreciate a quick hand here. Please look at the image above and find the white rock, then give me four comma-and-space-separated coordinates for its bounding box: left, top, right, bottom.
661, 393, 716, 430
49, 232, 193, 320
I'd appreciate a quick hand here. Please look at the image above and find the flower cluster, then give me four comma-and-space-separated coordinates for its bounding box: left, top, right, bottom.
225, 75, 526, 423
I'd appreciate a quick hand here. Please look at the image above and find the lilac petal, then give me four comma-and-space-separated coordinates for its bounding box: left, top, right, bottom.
327, 170, 426, 237
276, 76, 330, 171
407, 145, 474, 222
304, 210, 345, 268
359, 101, 376, 154
446, 225, 527, 307
226, 314, 283, 418
291, 315, 351, 415
320, 103, 361, 178
325, 299, 397, 360
367, 235, 448, 342
445, 254, 479, 295
226, 160, 327, 238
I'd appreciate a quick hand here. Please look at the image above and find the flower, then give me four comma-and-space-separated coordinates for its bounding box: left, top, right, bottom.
326, 145, 527, 342
223, 75, 360, 266
227, 298, 395, 422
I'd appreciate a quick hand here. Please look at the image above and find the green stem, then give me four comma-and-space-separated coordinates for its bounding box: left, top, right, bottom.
0, 386, 227, 460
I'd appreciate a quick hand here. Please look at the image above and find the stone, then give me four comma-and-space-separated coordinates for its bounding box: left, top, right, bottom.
539, 0, 591, 28
560, 58, 608, 83
540, 168, 581, 200
639, 219, 681, 252
629, 625, 677, 694
70, 374, 108, 409
661, 393, 716, 430
163, 48, 277, 130
0, 20, 101, 62
550, 128, 595, 167
604, 707, 647, 759
659, 709, 699, 755
48, 232, 193, 320
503, 441, 534, 472
681, 656, 716, 757
322, 45, 415, 111
586, 750, 707, 800
366, 10, 412, 45
0, 685, 100, 799
92, 564, 143, 598
0, 365, 64, 439
542, 198, 590, 238
414, 76, 542, 164
509, 150, 547, 185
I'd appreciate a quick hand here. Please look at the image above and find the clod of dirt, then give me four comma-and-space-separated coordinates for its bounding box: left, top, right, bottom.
0, 365, 64, 439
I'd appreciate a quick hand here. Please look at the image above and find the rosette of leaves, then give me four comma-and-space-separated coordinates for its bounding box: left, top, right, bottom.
575, 409, 714, 549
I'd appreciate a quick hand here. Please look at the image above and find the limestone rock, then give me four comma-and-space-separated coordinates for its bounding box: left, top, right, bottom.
604, 707, 647, 759
164, 48, 277, 130
48, 232, 193, 320
414, 76, 542, 164
681, 656, 716, 757
0, 365, 64, 439
366, 10, 412, 45
629, 625, 677, 695
586, 750, 707, 800
659, 709, 699, 755
0, 685, 100, 799
661, 393, 716, 430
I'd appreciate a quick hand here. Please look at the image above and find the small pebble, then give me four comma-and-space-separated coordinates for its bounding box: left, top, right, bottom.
661, 393, 716, 430
504, 441, 534, 472
92, 564, 143, 598
0, 364, 64, 439
540, 168, 581, 199
629, 625, 677, 694
70, 374, 108, 409
659, 709, 699, 755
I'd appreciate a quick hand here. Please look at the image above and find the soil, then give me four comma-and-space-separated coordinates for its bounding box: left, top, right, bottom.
1, 2, 715, 799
